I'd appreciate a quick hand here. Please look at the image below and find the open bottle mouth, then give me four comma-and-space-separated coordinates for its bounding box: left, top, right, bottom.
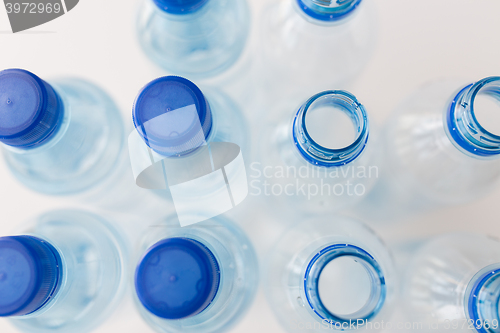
466, 264, 500, 333
446, 76, 500, 158
292, 90, 369, 167
296, 0, 363, 22
303, 244, 386, 326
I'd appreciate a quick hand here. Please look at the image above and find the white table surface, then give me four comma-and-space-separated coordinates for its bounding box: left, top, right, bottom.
1, 0, 500, 332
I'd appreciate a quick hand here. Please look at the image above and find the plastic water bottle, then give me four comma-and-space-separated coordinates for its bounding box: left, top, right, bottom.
132, 76, 248, 156
0, 209, 127, 333
0, 68, 123, 195
136, 0, 250, 78
402, 233, 500, 332
133, 214, 258, 333
259, 0, 376, 108
383, 77, 500, 205
265, 216, 395, 332
0, 69, 166, 213
255, 90, 381, 213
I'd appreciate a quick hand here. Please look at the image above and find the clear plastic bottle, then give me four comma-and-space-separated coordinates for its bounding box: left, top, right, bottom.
402, 233, 500, 332
136, 0, 250, 78
384, 77, 500, 204
132, 75, 249, 158
259, 0, 376, 108
133, 214, 258, 333
131, 75, 250, 211
0, 209, 127, 333
256, 90, 381, 213
0, 69, 124, 195
265, 216, 395, 332
0, 69, 165, 213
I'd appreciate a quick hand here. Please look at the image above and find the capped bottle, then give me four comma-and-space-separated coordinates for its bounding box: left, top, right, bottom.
0, 210, 127, 333
134, 214, 258, 333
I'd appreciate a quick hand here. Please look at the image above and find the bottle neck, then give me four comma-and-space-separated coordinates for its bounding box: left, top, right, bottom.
292, 90, 369, 167
445, 77, 500, 159
152, 0, 209, 15
303, 244, 386, 326
295, 0, 362, 23
466, 264, 500, 333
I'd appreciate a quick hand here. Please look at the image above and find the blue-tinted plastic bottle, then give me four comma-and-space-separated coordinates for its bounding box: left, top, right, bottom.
136, 0, 250, 78
265, 216, 395, 332
133, 76, 248, 157
134, 214, 258, 333
0, 210, 127, 333
384, 77, 500, 204
0, 68, 123, 195
403, 233, 500, 333
257, 90, 381, 213
259, 0, 376, 109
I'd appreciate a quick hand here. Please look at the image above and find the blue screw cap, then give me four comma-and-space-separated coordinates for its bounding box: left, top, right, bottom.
152, 0, 209, 14
135, 237, 220, 320
0, 69, 63, 148
132, 76, 212, 156
0, 236, 62, 317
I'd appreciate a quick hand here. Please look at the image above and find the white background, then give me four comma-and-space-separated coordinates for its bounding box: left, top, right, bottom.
1, 0, 500, 332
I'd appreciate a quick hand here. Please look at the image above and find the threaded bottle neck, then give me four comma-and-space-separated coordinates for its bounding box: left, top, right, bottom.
466, 264, 500, 333
446, 77, 500, 159
292, 90, 369, 167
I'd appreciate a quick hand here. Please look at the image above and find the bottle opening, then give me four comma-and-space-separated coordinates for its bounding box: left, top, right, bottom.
304, 96, 357, 150
472, 90, 500, 136
318, 255, 372, 316
466, 264, 500, 333
303, 244, 386, 325
447, 77, 500, 158
293, 90, 369, 167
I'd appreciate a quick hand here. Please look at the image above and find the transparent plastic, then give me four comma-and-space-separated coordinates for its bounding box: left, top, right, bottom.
134, 214, 258, 333
259, 0, 376, 108
2, 78, 124, 195
1, 78, 167, 214
7, 209, 127, 333
402, 233, 500, 333
136, 0, 250, 78
256, 90, 381, 213
384, 78, 500, 205
265, 216, 395, 332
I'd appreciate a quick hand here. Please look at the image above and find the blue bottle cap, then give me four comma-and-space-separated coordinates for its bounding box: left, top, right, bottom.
0, 236, 62, 317
135, 237, 220, 319
297, 0, 362, 22
0, 69, 63, 148
152, 0, 209, 14
132, 76, 212, 156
